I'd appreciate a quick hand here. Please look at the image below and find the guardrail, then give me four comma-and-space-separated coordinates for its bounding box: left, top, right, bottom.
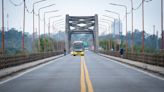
0, 51, 63, 69
100, 51, 164, 67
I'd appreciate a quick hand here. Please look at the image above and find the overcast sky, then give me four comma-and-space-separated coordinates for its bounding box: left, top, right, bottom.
0, 0, 163, 36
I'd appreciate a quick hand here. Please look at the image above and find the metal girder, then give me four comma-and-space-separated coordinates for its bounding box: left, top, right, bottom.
65, 14, 99, 52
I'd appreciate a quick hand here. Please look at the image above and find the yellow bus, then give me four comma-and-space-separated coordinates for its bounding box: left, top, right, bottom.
71, 41, 84, 56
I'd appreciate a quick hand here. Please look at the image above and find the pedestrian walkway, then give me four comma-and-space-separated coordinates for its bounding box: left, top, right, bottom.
0, 54, 63, 79
99, 53, 164, 76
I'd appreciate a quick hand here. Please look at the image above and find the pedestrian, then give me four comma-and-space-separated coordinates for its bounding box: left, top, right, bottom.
64, 48, 66, 56
119, 48, 124, 58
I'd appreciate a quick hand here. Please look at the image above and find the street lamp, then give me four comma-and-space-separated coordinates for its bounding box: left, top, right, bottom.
161, 0, 164, 50
105, 10, 121, 51
37, 4, 55, 52
100, 20, 112, 50
99, 24, 109, 50
100, 19, 113, 49
130, 0, 134, 53
52, 20, 64, 51
22, 0, 25, 52
44, 10, 58, 37
102, 15, 117, 51
109, 3, 128, 52
141, 0, 152, 53
43, 10, 58, 52
33, 0, 46, 41
48, 15, 62, 36
1, 0, 4, 54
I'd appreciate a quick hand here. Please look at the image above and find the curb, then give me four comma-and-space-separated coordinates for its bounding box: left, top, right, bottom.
0, 54, 64, 79
99, 53, 164, 76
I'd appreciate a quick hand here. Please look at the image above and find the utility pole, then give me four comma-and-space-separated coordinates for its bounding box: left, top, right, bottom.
22, 0, 26, 52
1, 0, 4, 54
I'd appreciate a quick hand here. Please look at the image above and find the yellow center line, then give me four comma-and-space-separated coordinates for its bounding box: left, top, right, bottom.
81, 56, 94, 92
81, 56, 86, 92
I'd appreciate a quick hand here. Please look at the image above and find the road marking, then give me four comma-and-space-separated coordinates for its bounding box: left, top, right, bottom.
81, 56, 94, 92
81, 57, 86, 92
99, 55, 164, 81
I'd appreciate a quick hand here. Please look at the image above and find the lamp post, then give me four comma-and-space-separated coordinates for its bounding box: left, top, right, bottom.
48, 15, 62, 37
33, 0, 46, 41
53, 20, 64, 51
161, 0, 164, 50
1, 0, 4, 54
130, 0, 134, 53
99, 24, 108, 50
103, 15, 116, 51
110, 3, 128, 52
105, 10, 121, 51
38, 4, 55, 52
22, 0, 26, 52
43, 10, 58, 52
141, 0, 152, 53
100, 19, 113, 50
100, 20, 112, 50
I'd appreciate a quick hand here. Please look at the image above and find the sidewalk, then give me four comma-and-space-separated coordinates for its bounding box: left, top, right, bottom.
99, 53, 164, 76
0, 54, 63, 79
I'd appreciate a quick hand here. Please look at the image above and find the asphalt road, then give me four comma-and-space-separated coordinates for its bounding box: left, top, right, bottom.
0, 51, 164, 92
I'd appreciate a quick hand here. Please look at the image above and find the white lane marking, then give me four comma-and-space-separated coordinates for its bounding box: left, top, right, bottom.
99, 55, 164, 81
0, 57, 63, 85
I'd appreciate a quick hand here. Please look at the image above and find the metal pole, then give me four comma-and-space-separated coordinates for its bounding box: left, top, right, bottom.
131, 0, 134, 53
161, 0, 164, 50
44, 13, 46, 52
7, 14, 9, 31
33, 0, 46, 41
109, 3, 128, 52
43, 10, 58, 52
33, 4, 35, 41
38, 11, 40, 52
37, 4, 55, 52
105, 10, 121, 51
125, 7, 128, 52
118, 15, 120, 51
1, 0, 4, 54
142, 0, 145, 53
22, 0, 25, 52
114, 19, 116, 51
48, 19, 50, 36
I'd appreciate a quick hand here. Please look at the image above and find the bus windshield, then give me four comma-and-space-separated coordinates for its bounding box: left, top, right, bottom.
72, 41, 84, 51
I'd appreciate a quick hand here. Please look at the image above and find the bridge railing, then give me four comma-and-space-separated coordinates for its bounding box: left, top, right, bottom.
99, 50, 164, 67
0, 51, 63, 69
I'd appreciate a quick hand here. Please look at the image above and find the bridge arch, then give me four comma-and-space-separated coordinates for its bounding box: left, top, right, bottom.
65, 14, 99, 52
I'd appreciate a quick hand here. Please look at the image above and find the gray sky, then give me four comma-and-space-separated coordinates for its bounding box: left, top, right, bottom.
0, 0, 163, 36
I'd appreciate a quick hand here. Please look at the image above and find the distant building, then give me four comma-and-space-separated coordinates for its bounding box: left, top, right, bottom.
111, 19, 122, 38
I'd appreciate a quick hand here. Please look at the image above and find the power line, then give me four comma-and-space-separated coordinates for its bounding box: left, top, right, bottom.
9, 0, 23, 6
25, 3, 33, 14
127, 0, 148, 15
133, 0, 144, 11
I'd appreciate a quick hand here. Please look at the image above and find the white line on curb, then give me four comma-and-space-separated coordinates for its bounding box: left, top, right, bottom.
0, 57, 63, 85
100, 54, 164, 81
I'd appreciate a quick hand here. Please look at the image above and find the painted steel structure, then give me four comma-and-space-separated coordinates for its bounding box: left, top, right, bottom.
65, 15, 99, 52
